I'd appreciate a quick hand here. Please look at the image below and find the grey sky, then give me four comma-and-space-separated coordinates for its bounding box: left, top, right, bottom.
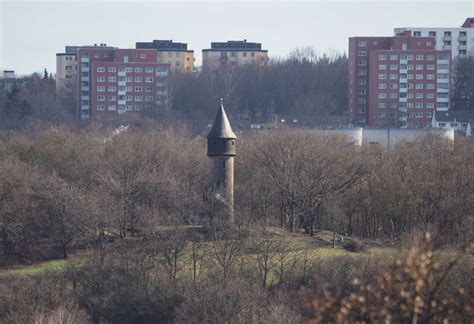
1, 1, 473, 75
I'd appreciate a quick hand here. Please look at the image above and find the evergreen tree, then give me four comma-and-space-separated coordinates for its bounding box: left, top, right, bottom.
452, 57, 474, 110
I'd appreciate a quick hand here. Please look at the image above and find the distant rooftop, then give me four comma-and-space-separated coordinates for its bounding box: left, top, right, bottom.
461, 17, 474, 28
204, 40, 266, 52
136, 40, 192, 52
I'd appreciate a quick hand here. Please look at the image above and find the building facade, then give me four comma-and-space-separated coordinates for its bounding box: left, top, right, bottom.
77, 47, 169, 120
202, 40, 268, 70
0, 70, 17, 94
56, 44, 116, 91
394, 18, 474, 60
136, 40, 194, 73
348, 35, 451, 128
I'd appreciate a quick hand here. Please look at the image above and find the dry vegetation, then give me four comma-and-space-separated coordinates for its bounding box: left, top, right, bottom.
0, 126, 473, 323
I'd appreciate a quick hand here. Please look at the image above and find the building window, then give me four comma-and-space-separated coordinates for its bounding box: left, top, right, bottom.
378, 74, 387, 80
135, 77, 142, 82
145, 86, 152, 92
358, 69, 367, 76
378, 93, 386, 99
379, 64, 387, 70
426, 93, 435, 99
427, 83, 435, 90
415, 112, 423, 118
389, 93, 398, 99
427, 55, 435, 61
231, 52, 237, 57
97, 76, 106, 82
390, 83, 398, 89
145, 77, 154, 83
427, 64, 435, 70
243, 52, 248, 57
378, 55, 387, 61
378, 103, 387, 109
125, 77, 133, 82
145, 67, 154, 73
108, 67, 117, 73
358, 40, 367, 47
415, 103, 424, 109
97, 105, 105, 110
427, 74, 435, 80
108, 86, 117, 92
357, 98, 366, 104
407, 93, 414, 99
358, 108, 366, 113
108, 95, 116, 101
145, 95, 154, 102
125, 95, 133, 101
251, 52, 255, 57
415, 64, 424, 70
125, 67, 133, 72
426, 112, 432, 118
358, 79, 367, 85
134, 96, 142, 101
134, 86, 142, 92
414, 31, 421, 36
415, 83, 424, 89
390, 55, 398, 61
176, 52, 181, 57
378, 83, 387, 89
415, 74, 424, 80
108, 105, 116, 111
390, 64, 398, 70
135, 67, 142, 73
140, 54, 146, 59
426, 103, 434, 109
108, 76, 116, 82
126, 105, 134, 111
378, 112, 386, 118
415, 93, 424, 99
97, 86, 105, 92
359, 60, 367, 66
389, 74, 398, 80
97, 95, 105, 101
358, 88, 366, 94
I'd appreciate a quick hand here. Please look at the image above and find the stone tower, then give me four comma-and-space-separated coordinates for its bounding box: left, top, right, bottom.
207, 99, 237, 225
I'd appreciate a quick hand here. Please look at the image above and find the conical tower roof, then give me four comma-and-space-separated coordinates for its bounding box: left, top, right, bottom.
207, 99, 237, 139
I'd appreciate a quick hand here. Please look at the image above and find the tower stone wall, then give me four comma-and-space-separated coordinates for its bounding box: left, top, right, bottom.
207, 100, 236, 226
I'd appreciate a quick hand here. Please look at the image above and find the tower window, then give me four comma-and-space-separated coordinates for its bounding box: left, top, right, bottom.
232, 141, 234, 145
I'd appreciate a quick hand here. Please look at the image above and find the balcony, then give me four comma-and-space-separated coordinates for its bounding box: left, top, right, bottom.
118, 81, 126, 86
118, 71, 126, 77
81, 57, 89, 63
81, 105, 89, 110
458, 35, 467, 42
81, 67, 89, 72
81, 95, 89, 101
118, 91, 126, 96
443, 45, 452, 50
443, 35, 452, 41
81, 86, 89, 91
118, 100, 126, 105
437, 97, 449, 102
399, 97, 407, 102
398, 107, 407, 112
459, 44, 467, 50
399, 116, 408, 122
459, 53, 468, 59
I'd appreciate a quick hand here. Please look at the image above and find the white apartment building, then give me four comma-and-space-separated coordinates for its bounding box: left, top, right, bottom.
394, 18, 474, 60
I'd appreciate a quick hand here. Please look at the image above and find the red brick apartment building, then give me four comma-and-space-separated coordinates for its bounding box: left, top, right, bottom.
348, 35, 451, 128
77, 46, 169, 120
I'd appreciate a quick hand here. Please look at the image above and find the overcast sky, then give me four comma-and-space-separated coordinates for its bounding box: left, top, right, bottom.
1, 1, 473, 75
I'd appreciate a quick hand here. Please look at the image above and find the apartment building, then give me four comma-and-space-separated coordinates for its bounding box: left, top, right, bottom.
56, 44, 116, 90
202, 40, 269, 70
348, 35, 451, 128
136, 40, 194, 73
394, 18, 474, 60
77, 48, 169, 120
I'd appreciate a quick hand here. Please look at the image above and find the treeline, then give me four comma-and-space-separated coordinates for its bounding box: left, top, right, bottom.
0, 127, 473, 264
0, 49, 348, 130
2, 50, 474, 131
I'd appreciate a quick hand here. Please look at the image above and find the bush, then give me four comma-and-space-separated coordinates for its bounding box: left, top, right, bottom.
342, 238, 365, 253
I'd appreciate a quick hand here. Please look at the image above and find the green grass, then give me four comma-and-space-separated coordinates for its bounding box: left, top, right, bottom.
1, 256, 86, 276
0, 228, 394, 277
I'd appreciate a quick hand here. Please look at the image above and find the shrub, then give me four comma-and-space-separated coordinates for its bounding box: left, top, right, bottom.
342, 238, 366, 253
